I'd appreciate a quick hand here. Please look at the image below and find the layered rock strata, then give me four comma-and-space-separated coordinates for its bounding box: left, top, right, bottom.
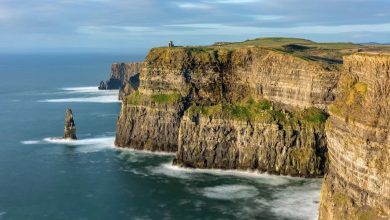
115, 98, 184, 152
174, 107, 328, 177
115, 47, 339, 176
64, 108, 77, 140
319, 53, 390, 219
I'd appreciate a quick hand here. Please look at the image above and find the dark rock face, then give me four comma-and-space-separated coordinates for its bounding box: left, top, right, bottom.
174, 113, 328, 177
98, 79, 122, 90
115, 102, 184, 152
64, 108, 77, 140
98, 62, 144, 96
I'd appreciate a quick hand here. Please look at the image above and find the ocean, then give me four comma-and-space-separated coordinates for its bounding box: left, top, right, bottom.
0, 53, 322, 220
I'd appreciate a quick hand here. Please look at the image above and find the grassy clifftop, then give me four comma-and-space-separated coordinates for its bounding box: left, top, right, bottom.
151, 37, 390, 65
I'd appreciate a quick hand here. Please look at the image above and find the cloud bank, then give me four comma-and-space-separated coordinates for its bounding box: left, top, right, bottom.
0, 0, 389, 53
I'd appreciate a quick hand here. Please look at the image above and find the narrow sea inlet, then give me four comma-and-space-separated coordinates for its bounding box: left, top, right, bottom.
0, 54, 321, 220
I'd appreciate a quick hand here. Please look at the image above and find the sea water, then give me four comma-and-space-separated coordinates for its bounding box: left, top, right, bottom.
0, 53, 322, 220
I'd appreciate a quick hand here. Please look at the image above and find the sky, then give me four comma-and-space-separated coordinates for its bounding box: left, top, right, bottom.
0, 0, 390, 53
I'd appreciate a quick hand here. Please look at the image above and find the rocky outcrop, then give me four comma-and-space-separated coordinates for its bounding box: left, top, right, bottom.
319, 53, 390, 219
115, 46, 339, 176
98, 62, 143, 99
64, 108, 77, 140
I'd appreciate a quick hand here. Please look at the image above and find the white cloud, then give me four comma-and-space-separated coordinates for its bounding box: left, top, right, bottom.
177, 3, 211, 9
0, 5, 19, 22
253, 15, 286, 21
164, 22, 390, 35
77, 25, 155, 36
175, 0, 260, 10
77, 22, 390, 39
207, 0, 260, 4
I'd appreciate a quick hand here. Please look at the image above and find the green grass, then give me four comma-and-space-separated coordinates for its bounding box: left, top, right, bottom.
302, 107, 329, 123
187, 98, 328, 126
215, 37, 314, 47
213, 37, 359, 50
188, 98, 282, 122
126, 91, 142, 105
125, 91, 182, 105
150, 93, 182, 104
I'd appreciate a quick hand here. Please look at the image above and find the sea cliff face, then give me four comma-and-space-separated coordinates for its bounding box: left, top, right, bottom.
115, 100, 184, 152
115, 46, 338, 176
319, 53, 390, 219
175, 110, 327, 177
99, 62, 143, 99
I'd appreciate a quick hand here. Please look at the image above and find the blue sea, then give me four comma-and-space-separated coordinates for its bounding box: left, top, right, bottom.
0, 53, 322, 220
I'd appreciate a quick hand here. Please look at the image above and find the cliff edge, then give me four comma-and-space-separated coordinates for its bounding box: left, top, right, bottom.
319, 53, 390, 219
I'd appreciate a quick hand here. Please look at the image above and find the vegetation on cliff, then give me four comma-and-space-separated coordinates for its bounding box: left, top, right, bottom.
187, 98, 328, 126
125, 91, 182, 105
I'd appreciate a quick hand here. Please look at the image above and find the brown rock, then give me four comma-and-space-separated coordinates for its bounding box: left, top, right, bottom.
319, 53, 390, 219
64, 108, 77, 140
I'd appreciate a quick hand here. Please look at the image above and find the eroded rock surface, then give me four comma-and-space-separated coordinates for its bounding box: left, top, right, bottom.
319, 53, 390, 219
174, 111, 327, 177
64, 108, 77, 140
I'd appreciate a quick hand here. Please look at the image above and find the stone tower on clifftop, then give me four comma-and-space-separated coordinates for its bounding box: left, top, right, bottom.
64, 108, 77, 140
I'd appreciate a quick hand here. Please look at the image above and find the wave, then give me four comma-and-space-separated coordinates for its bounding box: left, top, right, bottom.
20, 140, 41, 145
62, 87, 102, 93
149, 162, 321, 219
39, 86, 120, 103
119, 148, 176, 156
43, 136, 115, 153
150, 163, 296, 185
21, 136, 115, 153
268, 181, 322, 220
201, 185, 259, 200
40, 95, 120, 103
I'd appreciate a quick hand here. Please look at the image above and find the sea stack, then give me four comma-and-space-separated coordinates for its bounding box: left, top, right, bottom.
64, 108, 77, 140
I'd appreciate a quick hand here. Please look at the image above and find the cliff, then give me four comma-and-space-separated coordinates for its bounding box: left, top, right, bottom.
174, 106, 328, 177
319, 53, 390, 219
110, 38, 390, 217
115, 93, 184, 152
99, 62, 143, 99
115, 45, 339, 176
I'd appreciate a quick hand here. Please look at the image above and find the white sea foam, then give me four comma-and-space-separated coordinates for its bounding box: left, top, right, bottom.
151, 163, 293, 185
40, 95, 119, 103
21, 140, 41, 145
201, 185, 259, 200
148, 163, 191, 179
39, 86, 120, 103
118, 148, 176, 156
0, 211, 6, 218
269, 181, 322, 220
62, 87, 101, 93
43, 136, 115, 153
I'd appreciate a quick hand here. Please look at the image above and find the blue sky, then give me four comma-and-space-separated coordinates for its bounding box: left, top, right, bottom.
1, 0, 390, 53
